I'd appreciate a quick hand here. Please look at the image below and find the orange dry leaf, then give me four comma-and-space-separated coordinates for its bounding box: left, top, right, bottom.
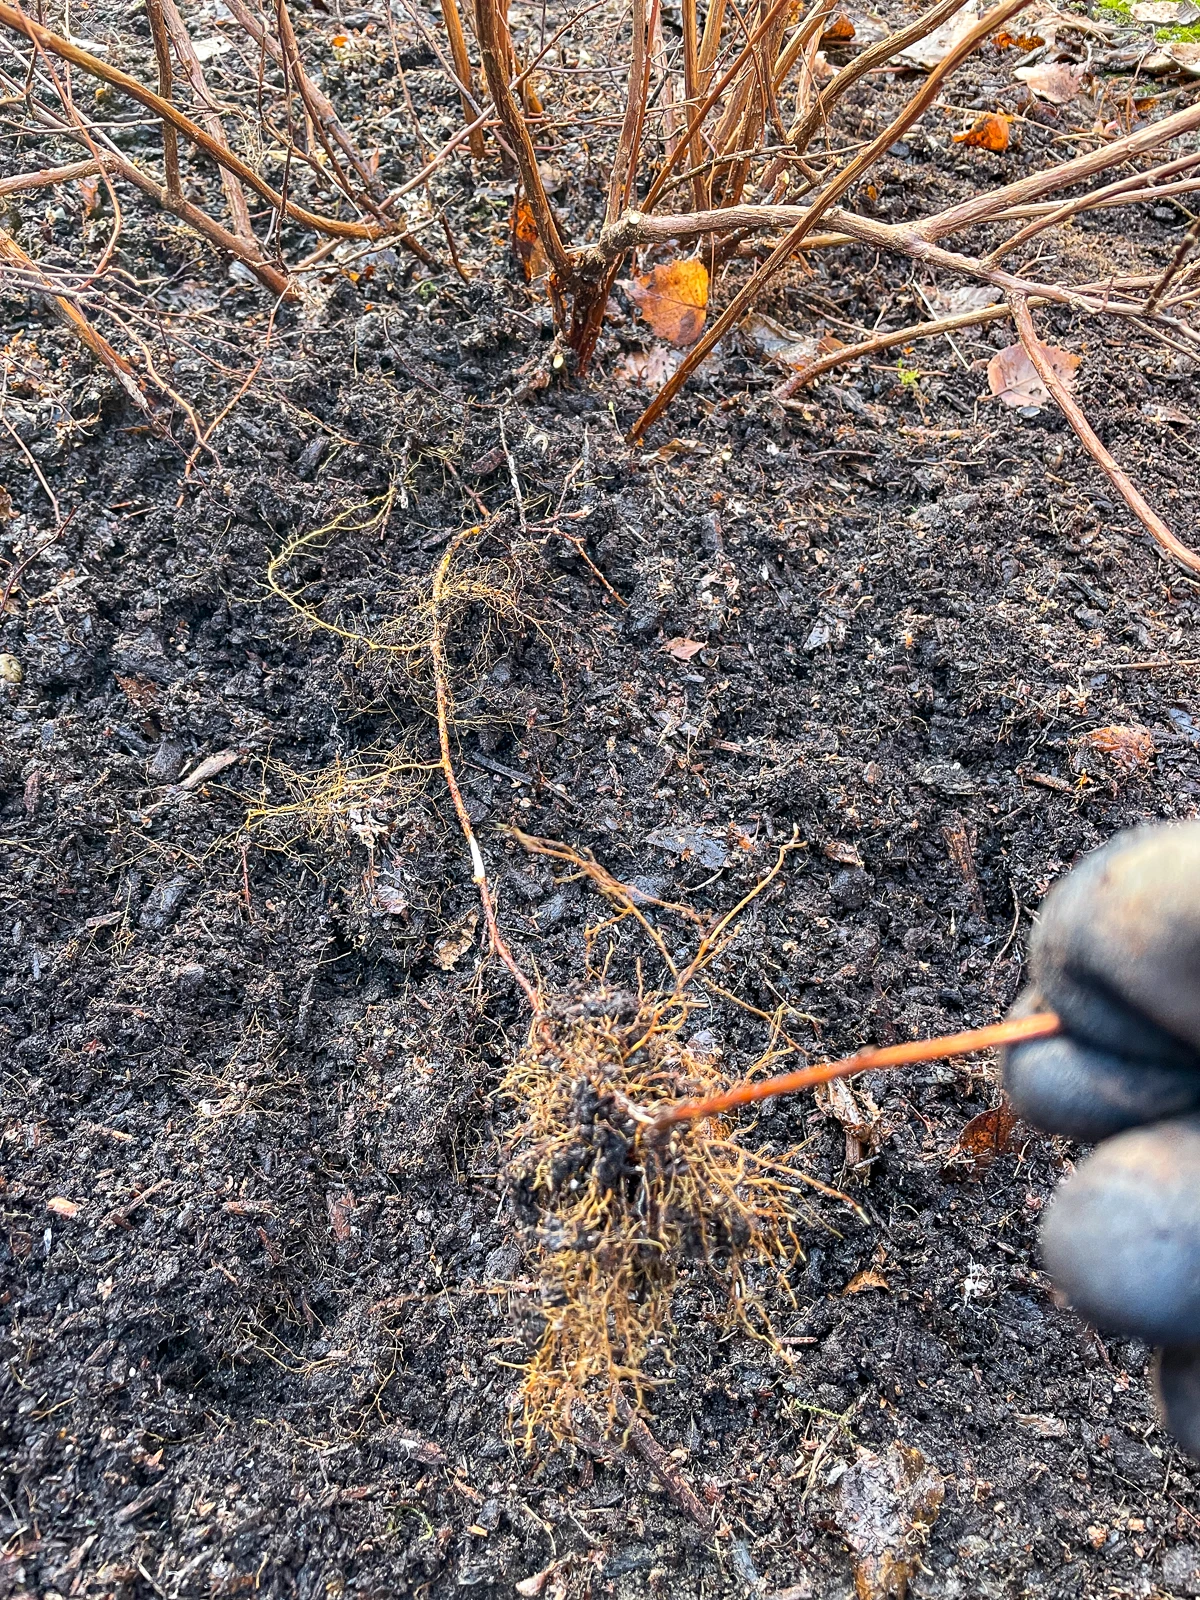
994, 28, 1044, 47
822, 13, 856, 41
987, 340, 1080, 409
954, 112, 1010, 151
627, 259, 709, 347
1079, 724, 1156, 773
511, 196, 549, 282
77, 175, 101, 215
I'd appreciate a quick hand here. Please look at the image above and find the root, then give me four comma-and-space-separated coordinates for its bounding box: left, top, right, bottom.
505, 983, 859, 1441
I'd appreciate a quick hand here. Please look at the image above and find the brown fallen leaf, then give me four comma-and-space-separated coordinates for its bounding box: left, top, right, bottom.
434, 910, 479, 969
1014, 61, 1088, 103
844, 1269, 890, 1295
615, 344, 684, 388
835, 1444, 945, 1600
48, 1196, 79, 1217
822, 13, 856, 41
1077, 723, 1156, 774
953, 111, 1010, 151
1161, 39, 1200, 73
897, 3, 978, 68
944, 1101, 1035, 1176
662, 637, 705, 661
1132, 0, 1200, 22
77, 175, 101, 216
740, 310, 821, 369
327, 1187, 356, 1242
823, 839, 864, 867
627, 259, 709, 347
511, 195, 548, 282
987, 340, 1080, 409
1015, 1412, 1068, 1438
1142, 400, 1194, 426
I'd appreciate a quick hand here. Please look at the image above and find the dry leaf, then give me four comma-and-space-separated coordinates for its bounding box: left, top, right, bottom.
924, 283, 1002, 315
615, 344, 684, 387
48, 1196, 79, 1217
77, 175, 101, 216
944, 1102, 1033, 1175
1162, 39, 1200, 73
823, 839, 864, 867
434, 911, 478, 969
1132, 0, 1200, 21
1015, 1412, 1068, 1438
327, 1188, 356, 1242
662, 637, 705, 660
987, 340, 1080, 409
740, 310, 821, 368
844, 1269, 890, 1295
835, 1445, 945, 1600
627, 259, 709, 347
822, 13, 857, 41
953, 111, 1010, 151
994, 28, 1044, 47
1142, 400, 1194, 425
1078, 724, 1156, 773
192, 34, 231, 60
1014, 61, 1088, 103
897, 4, 978, 69
511, 196, 549, 282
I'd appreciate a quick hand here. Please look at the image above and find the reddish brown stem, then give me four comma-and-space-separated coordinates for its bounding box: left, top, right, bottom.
629, 0, 1027, 441
144, 0, 182, 200
431, 529, 541, 1013
0, 0, 399, 241
1009, 292, 1200, 577
652, 1011, 1061, 1129
439, 0, 486, 158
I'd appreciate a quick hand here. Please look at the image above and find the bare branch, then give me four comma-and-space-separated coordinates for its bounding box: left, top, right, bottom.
1009, 291, 1200, 578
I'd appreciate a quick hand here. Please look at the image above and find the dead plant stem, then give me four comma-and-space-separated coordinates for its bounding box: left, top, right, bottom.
431, 529, 541, 1011
653, 1011, 1061, 1128
1008, 292, 1200, 576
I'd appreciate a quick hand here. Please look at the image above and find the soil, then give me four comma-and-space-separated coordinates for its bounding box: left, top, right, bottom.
5, 6, 1200, 1597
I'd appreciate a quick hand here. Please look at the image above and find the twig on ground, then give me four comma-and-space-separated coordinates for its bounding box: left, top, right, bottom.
611, 1391, 714, 1530
430, 528, 542, 1012
0, 229, 150, 409
1008, 291, 1200, 577
652, 1011, 1061, 1128
775, 300, 1014, 399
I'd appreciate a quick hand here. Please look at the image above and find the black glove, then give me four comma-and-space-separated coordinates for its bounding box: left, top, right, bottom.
1001, 822, 1200, 1454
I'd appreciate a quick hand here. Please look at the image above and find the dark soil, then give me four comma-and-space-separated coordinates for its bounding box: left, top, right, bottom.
5, 10, 1200, 1596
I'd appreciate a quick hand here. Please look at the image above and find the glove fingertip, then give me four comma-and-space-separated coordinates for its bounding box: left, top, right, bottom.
1157, 1346, 1200, 1458
1002, 1000, 1200, 1140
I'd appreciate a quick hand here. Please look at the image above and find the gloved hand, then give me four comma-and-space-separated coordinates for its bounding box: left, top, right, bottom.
1001, 822, 1200, 1453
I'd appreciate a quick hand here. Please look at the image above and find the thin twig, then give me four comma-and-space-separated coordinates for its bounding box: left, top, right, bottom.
144, 0, 182, 200
775, 300, 1014, 398
431, 527, 542, 1012
611, 1390, 714, 1530
1009, 291, 1200, 577
0, 229, 149, 409
653, 1011, 1061, 1128
0, 0, 405, 242
159, 0, 256, 241
629, 0, 1027, 440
